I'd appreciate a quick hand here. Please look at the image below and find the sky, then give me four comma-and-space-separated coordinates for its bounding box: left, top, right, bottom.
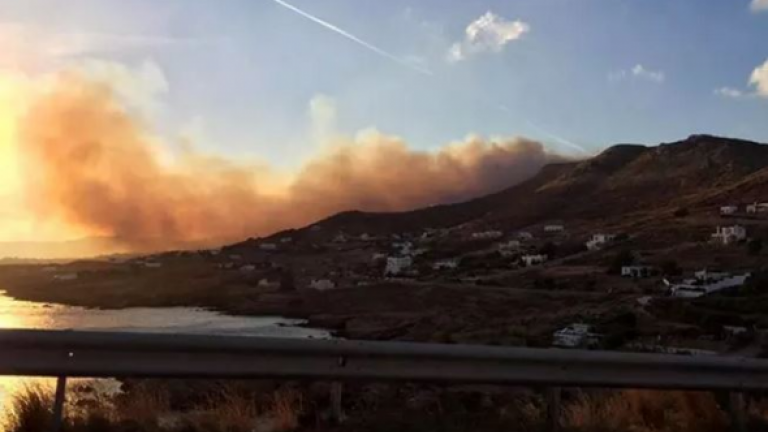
0, 0, 767, 243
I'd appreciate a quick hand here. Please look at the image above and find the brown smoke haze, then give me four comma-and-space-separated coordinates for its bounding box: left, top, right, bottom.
18, 74, 566, 249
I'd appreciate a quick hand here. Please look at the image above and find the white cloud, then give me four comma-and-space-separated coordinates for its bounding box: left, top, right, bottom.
73, 59, 170, 118
751, 0, 768, 12
609, 64, 665, 84
714, 87, 745, 98
447, 12, 530, 63
749, 59, 768, 97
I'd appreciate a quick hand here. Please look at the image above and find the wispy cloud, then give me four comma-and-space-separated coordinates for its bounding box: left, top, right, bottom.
751, 0, 768, 13
714, 87, 745, 98
447, 12, 529, 63
271, 0, 433, 75
609, 64, 665, 84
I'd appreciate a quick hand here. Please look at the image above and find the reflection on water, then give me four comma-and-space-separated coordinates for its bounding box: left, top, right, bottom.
0, 290, 330, 421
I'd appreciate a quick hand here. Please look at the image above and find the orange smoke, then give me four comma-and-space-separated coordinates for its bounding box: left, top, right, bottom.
17, 74, 565, 248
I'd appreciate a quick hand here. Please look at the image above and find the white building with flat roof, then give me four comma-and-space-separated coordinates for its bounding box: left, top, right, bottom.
711, 225, 746, 245
553, 324, 602, 348
521, 254, 547, 267
385, 256, 413, 276
666, 270, 750, 298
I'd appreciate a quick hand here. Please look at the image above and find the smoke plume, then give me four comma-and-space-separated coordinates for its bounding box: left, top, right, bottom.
17, 74, 565, 248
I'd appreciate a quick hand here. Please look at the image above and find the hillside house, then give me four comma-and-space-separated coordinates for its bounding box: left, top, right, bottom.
622, 265, 654, 278
498, 240, 522, 257
720, 205, 738, 215
747, 202, 768, 214
309, 279, 337, 291
372, 253, 387, 262
666, 270, 751, 298
229, 254, 243, 261
385, 256, 413, 276
586, 233, 616, 251
432, 259, 459, 270
144, 262, 162, 269
517, 231, 534, 240
240, 265, 256, 273
260, 243, 278, 251
521, 254, 547, 267
711, 225, 747, 245
553, 324, 603, 348
53, 273, 78, 282
394, 241, 414, 256
280, 237, 292, 243
471, 231, 503, 240
544, 225, 565, 233
257, 278, 280, 289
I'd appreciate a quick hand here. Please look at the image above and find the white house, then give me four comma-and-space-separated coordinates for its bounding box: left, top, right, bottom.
544, 225, 565, 233
280, 237, 293, 243
586, 233, 616, 251
260, 243, 278, 251
747, 202, 768, 214
53, 273, 79, 282
471, 231, 503, 240
372, 253, 387, 262
144, 262, 163, 269
517, 231, 534, 240
553, 324, 602, 348
432, 259, 458, 270
622, 266, 654, 279
240, 265, 256, 273
521, 254, 547, 267
711, 225, 747, 245
309, 279, 337, 291
385, 256, 413, 276
498, 240, 522, 257
720, 205, 738, 216
394, 241, 414, 256
666, 270, 751, 298
229, 254, 243, 261
257, 278, 280, 289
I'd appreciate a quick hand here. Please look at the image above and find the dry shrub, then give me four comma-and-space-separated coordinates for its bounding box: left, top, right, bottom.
113, 385, 170, 426
270, 388, 304, 431
3, 384, 54, 432
564, 390, 728, 432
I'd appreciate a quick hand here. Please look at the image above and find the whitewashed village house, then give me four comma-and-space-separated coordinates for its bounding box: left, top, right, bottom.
544, 225, 565, 233
257, 278, 280, 289
517, 231, 534, 241
385, 256, 413, 276
621, 265, 654, 279
553, 324, 602, 348
586, 233, 616, 251
471, 231, 503, 240
666, 270, 751, 298
144, 262, 163, 269
720, 205, 738, 216
521, 254, 547, 267
498, 240, 521, 257
260, 243, 278, 251
711, 225, 747, 245
240, 265, 256, 273
432, 259, 459, 270
309, 279, 337, 291
747, 202, 768, 214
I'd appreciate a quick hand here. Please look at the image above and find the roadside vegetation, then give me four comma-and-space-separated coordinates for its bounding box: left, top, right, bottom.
5, 382, 768, 432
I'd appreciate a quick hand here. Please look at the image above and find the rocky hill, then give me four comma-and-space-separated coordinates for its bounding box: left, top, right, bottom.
291, 135, 768, 237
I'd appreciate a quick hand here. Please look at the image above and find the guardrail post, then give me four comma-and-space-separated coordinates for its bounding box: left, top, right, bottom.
330, 382, 344, 424
546, 387, 561, 432
729, 391, 746, 432
51, 375, 67, 432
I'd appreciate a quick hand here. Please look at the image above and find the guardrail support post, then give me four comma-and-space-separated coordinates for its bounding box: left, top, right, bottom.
546, 387, 561, 432
729, 391, 746, 432
51, 375, 67, 432
330, 382, 344, 424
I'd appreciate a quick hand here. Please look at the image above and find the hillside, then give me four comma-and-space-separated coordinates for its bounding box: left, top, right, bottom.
294, 134, 768, 237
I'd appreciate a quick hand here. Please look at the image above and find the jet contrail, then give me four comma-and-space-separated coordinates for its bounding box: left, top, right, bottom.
272, 0, 433, 76
496, 104, 589, 155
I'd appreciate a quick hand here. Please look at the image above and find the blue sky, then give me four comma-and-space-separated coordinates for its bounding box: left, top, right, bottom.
1, 0, 767, 166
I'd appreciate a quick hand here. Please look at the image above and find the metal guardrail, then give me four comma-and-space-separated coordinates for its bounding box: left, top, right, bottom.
0, 329, 764, 431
